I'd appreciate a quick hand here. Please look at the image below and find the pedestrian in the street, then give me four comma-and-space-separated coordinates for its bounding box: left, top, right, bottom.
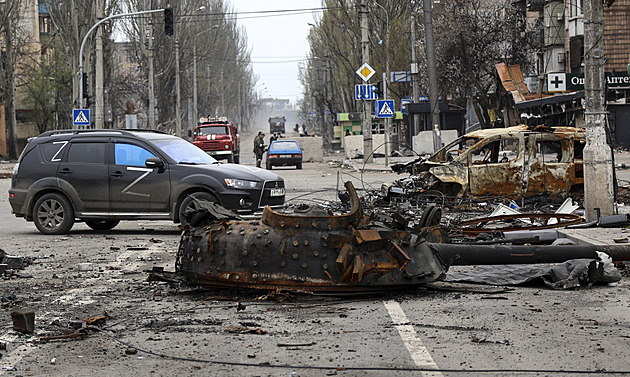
253, 131, 266, 168
270, 133, 278, 143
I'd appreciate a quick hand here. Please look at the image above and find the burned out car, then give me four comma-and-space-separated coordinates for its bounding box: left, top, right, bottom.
389, 125, 585, 202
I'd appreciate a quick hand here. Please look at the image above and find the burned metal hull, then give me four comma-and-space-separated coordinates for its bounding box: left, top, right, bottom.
176, 182, 448, 292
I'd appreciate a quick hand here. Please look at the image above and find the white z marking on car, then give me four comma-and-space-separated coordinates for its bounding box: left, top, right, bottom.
121, 167, 153, 198
51, 141, 68, 162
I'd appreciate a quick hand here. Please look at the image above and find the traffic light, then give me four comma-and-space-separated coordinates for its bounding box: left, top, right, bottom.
373, 81, 383, 98
164, 8, 174, 36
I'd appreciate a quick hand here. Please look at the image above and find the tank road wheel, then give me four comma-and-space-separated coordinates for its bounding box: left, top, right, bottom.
85, 220, 120, 231
178, 192, 219, 227
33, 193, 75, 235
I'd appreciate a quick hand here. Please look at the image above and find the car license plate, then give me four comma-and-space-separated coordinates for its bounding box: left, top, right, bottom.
280, 155, 291, 158
270, 188, 285, 196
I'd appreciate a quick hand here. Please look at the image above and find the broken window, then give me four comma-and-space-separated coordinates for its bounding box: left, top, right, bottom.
574, 140, 585, 160
535, 140, 564, 162
433, 137, 480, 162
470, 139, 519, 164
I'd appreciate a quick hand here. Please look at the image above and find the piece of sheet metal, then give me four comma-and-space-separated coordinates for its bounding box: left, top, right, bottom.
457, 213, 583, 234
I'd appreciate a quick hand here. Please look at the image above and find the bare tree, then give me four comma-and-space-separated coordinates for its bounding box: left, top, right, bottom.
435, 0, 539, 128
0, 0, 23, 158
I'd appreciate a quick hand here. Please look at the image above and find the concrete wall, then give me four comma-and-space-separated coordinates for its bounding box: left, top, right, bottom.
412, 129, 459, 155
343, 134, 386, 159
296, 136, 323, 162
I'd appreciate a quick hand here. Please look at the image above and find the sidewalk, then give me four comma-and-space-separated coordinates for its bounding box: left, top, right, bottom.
0, 160, 14, 178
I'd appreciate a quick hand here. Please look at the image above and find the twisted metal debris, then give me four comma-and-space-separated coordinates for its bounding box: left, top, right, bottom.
176, 182, 448, 292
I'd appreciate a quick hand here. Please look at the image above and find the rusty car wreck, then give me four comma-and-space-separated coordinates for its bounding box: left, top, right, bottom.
176, 182, 448, 293
389, 125, 585, 202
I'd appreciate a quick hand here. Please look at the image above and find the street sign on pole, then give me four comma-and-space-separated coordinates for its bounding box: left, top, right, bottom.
356, 62, 376, 82
354, 84, 378, 100
73, 109, 90, 126
390, 71, 412, 83
375, 100, 394, 118
401, 99, 411, 114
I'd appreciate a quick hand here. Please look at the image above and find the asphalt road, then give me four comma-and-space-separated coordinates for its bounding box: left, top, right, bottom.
1, 159, 630, 376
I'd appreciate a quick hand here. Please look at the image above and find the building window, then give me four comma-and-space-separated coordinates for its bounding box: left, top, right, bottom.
570, 0, 583, 18
39, 16, 51, 34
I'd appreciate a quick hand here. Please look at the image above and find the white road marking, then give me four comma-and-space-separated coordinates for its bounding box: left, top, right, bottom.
384, 300, 444, 377
0, 333, 35, 375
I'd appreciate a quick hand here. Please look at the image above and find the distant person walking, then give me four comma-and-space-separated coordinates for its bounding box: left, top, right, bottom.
253, 131, 266, 168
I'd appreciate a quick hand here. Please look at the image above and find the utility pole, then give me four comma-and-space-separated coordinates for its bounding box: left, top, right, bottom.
147, 8, 155, 130
95, 0, 104, 128
220, 71, 225, 115
193, 41, 199, 123
5, 12, 18, 159
175, 30, 182, 137
410, 13, 420, 138
360, 0, 373, 163
583, 0, 614, 221
375, 1, 390, 166
423, 0, 441, 152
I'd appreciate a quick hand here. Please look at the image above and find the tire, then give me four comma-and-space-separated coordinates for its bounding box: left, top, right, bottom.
226, 154, 234, 163
179, 192, 218, 226
233, 153, 240, 164
266, 161, 272, 170
33, 193, 75, 235
296, 163, 302, 170
85, 220, 120, 231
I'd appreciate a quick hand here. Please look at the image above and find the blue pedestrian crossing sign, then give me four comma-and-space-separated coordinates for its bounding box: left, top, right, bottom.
73, 109, 90, 126
374, 100, 395, 118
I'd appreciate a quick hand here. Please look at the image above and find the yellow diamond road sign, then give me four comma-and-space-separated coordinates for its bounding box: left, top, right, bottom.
356, 63, 375, 82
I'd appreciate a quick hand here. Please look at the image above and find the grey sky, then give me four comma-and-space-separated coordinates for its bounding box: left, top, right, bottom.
231, 1, 322, 103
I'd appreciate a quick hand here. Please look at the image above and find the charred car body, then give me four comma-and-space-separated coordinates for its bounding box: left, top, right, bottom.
389, 125, 585, 202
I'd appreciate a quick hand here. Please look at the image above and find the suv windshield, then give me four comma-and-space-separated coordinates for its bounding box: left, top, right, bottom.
153, 138, 217, 164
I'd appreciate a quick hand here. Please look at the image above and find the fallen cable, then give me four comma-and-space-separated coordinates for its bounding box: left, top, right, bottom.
90, 327, 630, 374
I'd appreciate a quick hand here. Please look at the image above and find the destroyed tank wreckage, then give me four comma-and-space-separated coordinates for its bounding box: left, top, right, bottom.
176, 181, 448, 293
174, 182, 630, 293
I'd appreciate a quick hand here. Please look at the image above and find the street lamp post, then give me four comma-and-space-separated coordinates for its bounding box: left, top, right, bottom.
374, 1, 390, 166
174, 6, 206, 137
193, 25, 219, 123
78, 9, 164, 108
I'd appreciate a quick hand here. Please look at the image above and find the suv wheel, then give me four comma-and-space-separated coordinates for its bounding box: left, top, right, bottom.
33, 193, 75, 235
179, 192, 219, 227
85, 220, 120, 231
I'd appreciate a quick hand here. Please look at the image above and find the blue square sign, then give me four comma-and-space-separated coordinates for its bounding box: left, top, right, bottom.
374, 100, 394, 118
73, 109, 90, 126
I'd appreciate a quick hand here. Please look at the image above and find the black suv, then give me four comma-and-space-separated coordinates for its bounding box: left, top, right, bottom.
8, 129, 285, 234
